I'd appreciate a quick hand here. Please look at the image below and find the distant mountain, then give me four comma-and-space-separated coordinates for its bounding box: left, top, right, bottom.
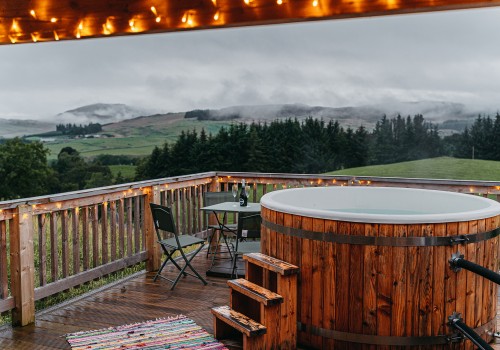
185, 101, 485, 131
56, 103, 155, 124
0, 118, 55, 138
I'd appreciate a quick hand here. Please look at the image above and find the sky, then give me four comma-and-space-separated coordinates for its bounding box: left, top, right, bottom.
1, 6, 500, 120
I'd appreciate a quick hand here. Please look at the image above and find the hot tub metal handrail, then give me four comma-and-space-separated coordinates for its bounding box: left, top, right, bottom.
448, 313, 494, 350
449, 252, 500, 285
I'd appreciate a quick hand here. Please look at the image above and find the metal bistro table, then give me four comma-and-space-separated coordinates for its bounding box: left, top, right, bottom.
200, 201, 261, 277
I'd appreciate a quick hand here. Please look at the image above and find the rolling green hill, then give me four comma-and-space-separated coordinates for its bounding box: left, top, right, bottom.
327, 157, 500, 181
31, 113, 233, 160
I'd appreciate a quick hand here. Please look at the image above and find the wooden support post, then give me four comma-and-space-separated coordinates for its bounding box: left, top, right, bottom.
10, 205, 35, 326
144, 186, 161, 272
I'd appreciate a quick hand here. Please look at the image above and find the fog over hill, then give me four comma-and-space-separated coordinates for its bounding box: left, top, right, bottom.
55, 103, 156, 124
188, 100, 488, 131
207, 101, 477, 122
0, 118, 55, 138
0, 101, 494, 138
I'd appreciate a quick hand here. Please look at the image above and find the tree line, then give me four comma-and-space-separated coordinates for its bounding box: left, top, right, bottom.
135, 115, 443, 179
0, 141, 116, 200
56, 122, 102, 136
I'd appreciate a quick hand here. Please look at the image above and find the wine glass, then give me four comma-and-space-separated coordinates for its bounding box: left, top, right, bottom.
232, 184, 238, 205
245, 185, 251, 202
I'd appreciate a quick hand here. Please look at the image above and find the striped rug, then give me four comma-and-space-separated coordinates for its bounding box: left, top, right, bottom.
65, 315, 228, 349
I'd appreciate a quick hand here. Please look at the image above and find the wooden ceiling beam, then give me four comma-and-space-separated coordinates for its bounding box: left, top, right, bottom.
1, 0, 499, 45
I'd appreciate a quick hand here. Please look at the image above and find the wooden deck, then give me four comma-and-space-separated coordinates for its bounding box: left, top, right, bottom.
1, 251, 500, 349
0, 253, 230, 349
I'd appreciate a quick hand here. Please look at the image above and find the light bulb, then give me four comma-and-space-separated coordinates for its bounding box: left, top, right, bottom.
11, 19, 19, 32
30, 10, 37, 18
50, 17, 57, 23
54, 30, 59, 40
312, 0, 318, 6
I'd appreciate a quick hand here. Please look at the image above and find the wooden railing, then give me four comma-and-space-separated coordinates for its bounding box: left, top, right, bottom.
2, 171, 500, 326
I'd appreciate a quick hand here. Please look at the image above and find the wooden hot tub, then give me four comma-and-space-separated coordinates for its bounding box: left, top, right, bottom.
260, 186, 500, 349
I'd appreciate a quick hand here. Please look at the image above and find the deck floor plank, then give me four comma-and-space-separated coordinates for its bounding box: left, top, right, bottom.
0, 253, 228, 349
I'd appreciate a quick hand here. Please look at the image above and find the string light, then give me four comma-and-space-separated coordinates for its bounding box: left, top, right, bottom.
155, 16, 161, 23
30, 10, 37, 19
102, 17, 113, 35
150, 6, 158, 16
11, 19, 19, 32
76, 21, 83, 38
129, 19, 136, 31
213, 11, 220, 21
102, 23, 111, 35
181, 12, 188, 23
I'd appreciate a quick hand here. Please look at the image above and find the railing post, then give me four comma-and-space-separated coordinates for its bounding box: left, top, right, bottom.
210, 176, 219, 192
10, 205, 35, 326
144, 186, 161, 272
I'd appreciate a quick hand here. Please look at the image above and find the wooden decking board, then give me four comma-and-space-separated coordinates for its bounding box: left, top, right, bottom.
0, 253, 229, 349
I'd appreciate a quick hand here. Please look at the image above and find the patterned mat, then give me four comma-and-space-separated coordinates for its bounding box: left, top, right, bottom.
65, 315, 228, 349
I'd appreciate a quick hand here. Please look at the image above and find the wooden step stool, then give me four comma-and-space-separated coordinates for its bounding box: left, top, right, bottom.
244, 253, 300, 349
211, 253, 299, 350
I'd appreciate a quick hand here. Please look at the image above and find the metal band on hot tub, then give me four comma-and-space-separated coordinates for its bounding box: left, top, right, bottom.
297, 318, 496, 346
262, 219, 500, 246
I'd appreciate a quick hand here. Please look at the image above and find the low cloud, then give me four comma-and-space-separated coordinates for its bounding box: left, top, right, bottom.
1, 7, 500, 119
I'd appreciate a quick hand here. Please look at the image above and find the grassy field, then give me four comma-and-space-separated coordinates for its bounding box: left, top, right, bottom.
110, 165, 137, 179
328, 157, 500, 181
37, 116, 233, 160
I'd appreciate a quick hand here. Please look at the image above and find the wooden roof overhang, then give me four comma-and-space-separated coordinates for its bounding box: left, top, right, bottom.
1, 0, 500, 45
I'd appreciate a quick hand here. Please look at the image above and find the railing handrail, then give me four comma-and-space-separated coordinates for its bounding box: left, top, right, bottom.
216, 171, 500, 187
3, 171, 500, 210
0, 171, 217, 209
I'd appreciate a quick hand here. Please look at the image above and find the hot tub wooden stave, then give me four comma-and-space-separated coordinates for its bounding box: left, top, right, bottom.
261, 207, 499, 349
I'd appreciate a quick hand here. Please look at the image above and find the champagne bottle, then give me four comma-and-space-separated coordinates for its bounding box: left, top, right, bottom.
239, 179, 248, 207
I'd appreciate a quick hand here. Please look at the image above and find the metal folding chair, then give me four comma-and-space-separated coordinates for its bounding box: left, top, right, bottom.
150, 203, 208, 290
231, 212, 261, 278
204, 191, 237, 260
